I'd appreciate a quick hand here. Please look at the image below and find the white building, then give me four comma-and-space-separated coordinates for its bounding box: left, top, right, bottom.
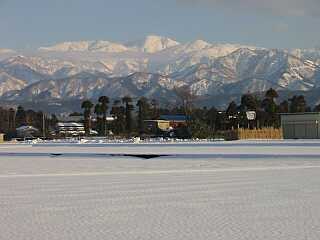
57, 122, 85, 136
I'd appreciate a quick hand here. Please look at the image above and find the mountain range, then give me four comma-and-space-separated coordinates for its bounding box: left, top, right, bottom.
1, 35, 320, 113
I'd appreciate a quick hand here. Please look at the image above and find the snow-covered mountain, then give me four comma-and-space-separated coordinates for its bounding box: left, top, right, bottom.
291, 48, 320, 65
0, 55, 112, 83
1, 35, 320, 108
170, 48, 319, 96
3, 72, 185, 102
0, 48, 16, 61
39, 40, 130, 53
0, 71, 27, 96
35, 36, 258, 76
39, 35, 180, 54
125, 35, 180, 53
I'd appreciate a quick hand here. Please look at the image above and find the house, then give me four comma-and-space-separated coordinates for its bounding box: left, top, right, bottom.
57, 122, 85, 137
159, 114, 189, 122
16, 126, 40, 138
281, 112, 320, 139
58, 115, 83, 122
144, 120, 172, 132
144, 115, 189, 135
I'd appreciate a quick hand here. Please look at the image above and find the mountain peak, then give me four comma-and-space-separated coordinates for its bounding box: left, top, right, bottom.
126, 35, 180, 53
182, 40, 212, 52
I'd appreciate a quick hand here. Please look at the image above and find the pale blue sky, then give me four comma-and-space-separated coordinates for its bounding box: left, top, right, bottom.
1, 0, 319, 49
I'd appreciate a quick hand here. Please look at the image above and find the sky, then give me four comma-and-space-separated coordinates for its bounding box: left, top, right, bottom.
1, 0, 320, 50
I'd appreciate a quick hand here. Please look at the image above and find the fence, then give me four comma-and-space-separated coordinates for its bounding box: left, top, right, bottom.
224, 128, 283, 140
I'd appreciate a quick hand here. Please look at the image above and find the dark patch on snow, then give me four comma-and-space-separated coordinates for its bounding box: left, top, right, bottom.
112, 154, 170, 159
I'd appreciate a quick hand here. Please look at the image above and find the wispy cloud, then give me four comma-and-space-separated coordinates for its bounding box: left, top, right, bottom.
176, 0, 320, 17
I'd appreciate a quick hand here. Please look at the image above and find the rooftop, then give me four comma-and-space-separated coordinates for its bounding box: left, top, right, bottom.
159, 115, 190, 121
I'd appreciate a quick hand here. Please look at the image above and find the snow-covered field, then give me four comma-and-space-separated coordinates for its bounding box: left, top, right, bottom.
1, 140, 320, 239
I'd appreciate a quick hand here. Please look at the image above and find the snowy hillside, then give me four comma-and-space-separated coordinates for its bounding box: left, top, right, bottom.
0, 71, 27, 96
3, 72, 186, 102
1, 35, 320, 105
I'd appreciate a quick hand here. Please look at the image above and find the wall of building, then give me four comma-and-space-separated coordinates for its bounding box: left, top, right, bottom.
281, 113, 320, 139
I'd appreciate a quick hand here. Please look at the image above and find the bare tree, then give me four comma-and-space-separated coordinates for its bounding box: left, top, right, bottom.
174, 85, 197, 118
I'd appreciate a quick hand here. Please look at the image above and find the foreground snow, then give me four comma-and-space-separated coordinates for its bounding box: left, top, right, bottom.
0, 141, 320, 239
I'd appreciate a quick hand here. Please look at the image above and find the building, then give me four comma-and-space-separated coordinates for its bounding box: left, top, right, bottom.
57, 122, 85, 136
16, 126, 40, 138
0, 133, 4, 143
281, 112, 320, 139
159, 115, 189, 122
58, 115, 83, 123
144, 120, 172, 133
144, 115, 189, 135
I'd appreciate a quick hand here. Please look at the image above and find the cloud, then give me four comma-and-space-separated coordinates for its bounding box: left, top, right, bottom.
176, 0, 320, 17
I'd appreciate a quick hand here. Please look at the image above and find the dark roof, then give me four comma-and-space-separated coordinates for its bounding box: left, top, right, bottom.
159, 115, 189, 121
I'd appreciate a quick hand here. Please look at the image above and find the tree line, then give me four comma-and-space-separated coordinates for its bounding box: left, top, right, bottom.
0, 106, 58, 139
81, 96, 160, 137
0, 88, 318, 139
80, 89, 318, 138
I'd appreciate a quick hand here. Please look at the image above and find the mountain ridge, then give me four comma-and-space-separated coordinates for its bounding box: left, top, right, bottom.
1, 35, 320, 112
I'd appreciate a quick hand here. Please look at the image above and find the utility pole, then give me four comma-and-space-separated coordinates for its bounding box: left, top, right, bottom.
42, 113, 46, 139
105, 117, 107, 138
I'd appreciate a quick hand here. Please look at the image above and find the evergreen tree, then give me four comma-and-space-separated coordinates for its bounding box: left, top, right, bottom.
279, 100, 289, 113
206, 107, 218, 131
226, 101, 239, 129
0, 107, 9, 133
110, 100, 126, 135
289, 95, 307, 113
137, 97, 151, 134
261, 88, 279, 127
98, 96, 109, 136
314, 104, 320, 112
81, 100, 94, 136
15, 106, 27, 128
151, 99, 160, 119
265, 88, 279, 100
122, 96, 134, 135
8, 108, 16, 131
240, 94, 259, 111
94, 103, 103, 135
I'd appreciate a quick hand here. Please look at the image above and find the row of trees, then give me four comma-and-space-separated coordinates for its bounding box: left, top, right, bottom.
81, 96, 160, 136
80, 88, 318, 138
0, 88, 318, 139
0, 106, 58, 138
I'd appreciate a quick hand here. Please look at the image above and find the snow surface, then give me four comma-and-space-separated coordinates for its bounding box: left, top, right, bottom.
0, 140, 320, 239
